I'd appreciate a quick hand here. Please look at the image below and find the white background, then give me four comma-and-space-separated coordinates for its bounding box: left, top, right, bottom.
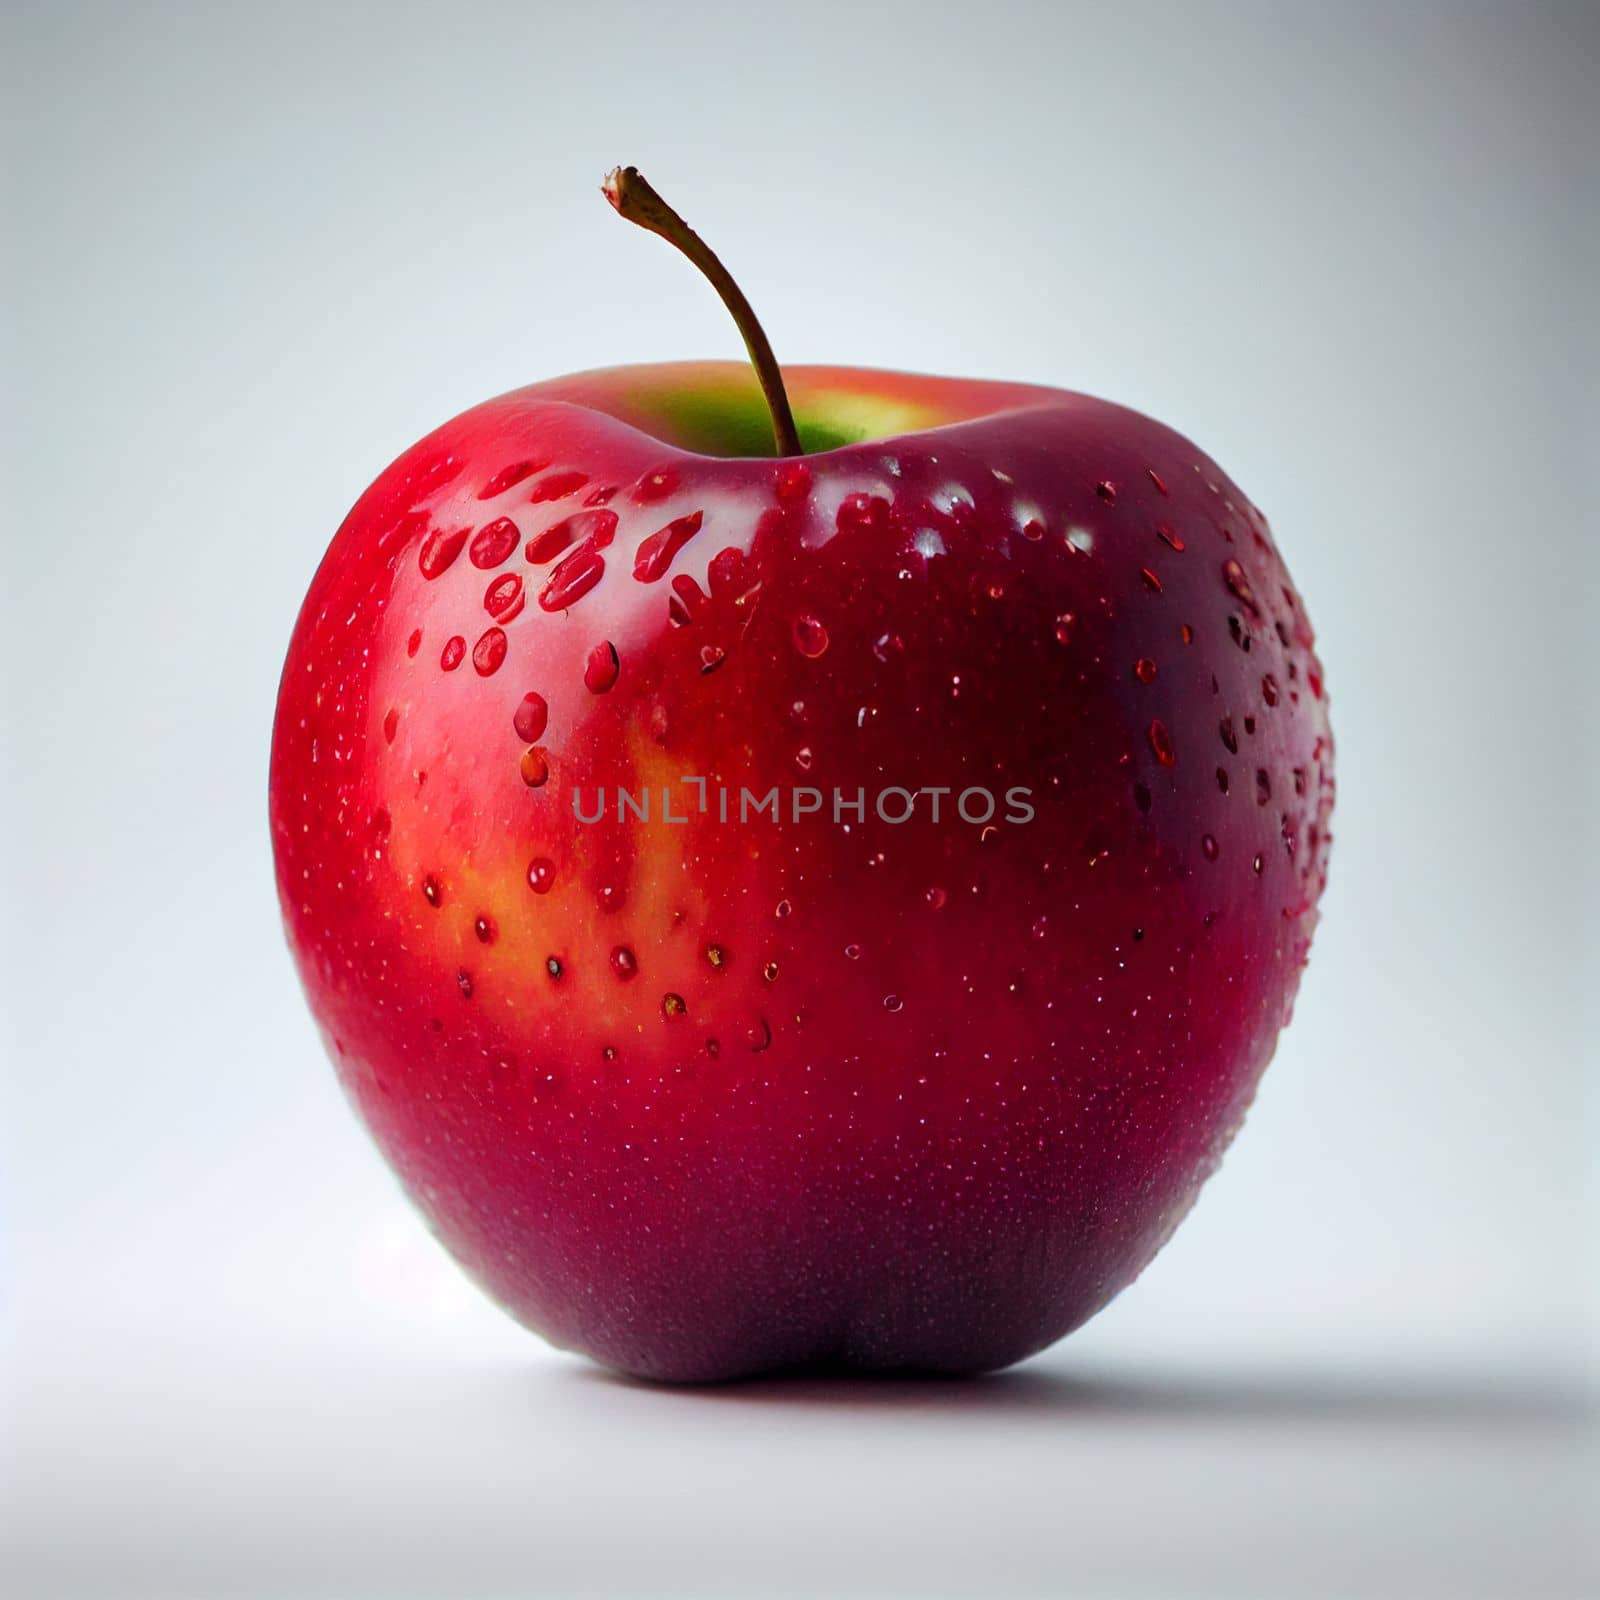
3, 2, 1594, 1596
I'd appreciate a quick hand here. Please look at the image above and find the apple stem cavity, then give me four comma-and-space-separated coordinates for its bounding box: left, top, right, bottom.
602, 166, 804, 458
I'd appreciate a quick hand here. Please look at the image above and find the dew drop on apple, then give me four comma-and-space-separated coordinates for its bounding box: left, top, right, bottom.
1202, 834, 1219, 861
422, 874, 443, 907
610, 946, 638, 980
844, 943, 862, 960
406, 629, 422, 658
513, 692, 549, 743
926, 886, 947, 910
520, 747, 550, 787
484, 572, 525, 621
470, 517, 522, 569
383, 707, 398, 743
584, 640, 620, 693
771, 460, 811, 505
1054, 614, 1074, 645
474, 915, 497, 945
477, 459, 546, 500
529, 468, 589, 504
473, 627, 508, 676
418, 525, 468, 579
662, 992, 687, 1020
527, 856, 557, 894
1134, 658, 1157, 684
883, 994, 904, 1013
791, 614, 829, 659
1147, 719, 1177, 767
440, 635, 466, 672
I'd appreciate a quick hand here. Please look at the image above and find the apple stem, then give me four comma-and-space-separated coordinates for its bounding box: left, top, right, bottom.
602, 166, 804, 457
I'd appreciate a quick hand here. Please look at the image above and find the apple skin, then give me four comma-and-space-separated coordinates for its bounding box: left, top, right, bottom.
270, 362, 1332, 1381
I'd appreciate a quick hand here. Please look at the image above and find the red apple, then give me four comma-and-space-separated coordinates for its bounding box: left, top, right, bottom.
270, 172, 1332, 1379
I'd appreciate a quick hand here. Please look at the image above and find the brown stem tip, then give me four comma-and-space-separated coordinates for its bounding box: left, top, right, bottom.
601, 166, 803, 457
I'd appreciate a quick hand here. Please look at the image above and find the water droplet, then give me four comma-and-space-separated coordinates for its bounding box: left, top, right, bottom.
527, 857, 556, 894
1293, 767, 1308, 796
539, 543, 606, 610
1148, 468, 1169, 496
747, 1016, 772, 1051
634, 466, 679, 503
1148, 719, 1177, 767
662, 992, 687, 1020
793, 746, 814, 773
584, 640, 620, 693
1262, 673, 1280, 706
1031, 915, 1049, 939
1252, 853, 1264, 875
527, 508, 617, 565
528, 468, 589, 503
383, 707, 398, 743
1095, 480, 1117, 503
473, 627, 508, 676
792, 615, 829, 658
1054, 613, 1075, 645
776, 898, 793, 919
1180, 623, 1194, 645
1140, 567, 1163, 593
470, 517, 522, 568
512, 692, 548, 743
440, 635, 466, 671
873, 632, 904, 661
422, 875, 443, 907
597, 883, 624, 912
1216, 767, 1230, 794
474, 914, 496, 944
699, 643, 726, 674
1219, 717, 1239, 754
926, 886, 947, 909
883, 994, 904, 1012
406, 629, 422, 658
519, 747, 550, 787
633, 510, 704, 582
1202, 834, 1219, 861
475, 459, 548, 501
1156, 523, 1185, 552
844, 943, 862, 960
1134, 657, 1157, 684
546, 955, 564, 979
456, 969, 474, 998
418, 525, 469, 579
484, 571, 525, 622
610, 945, 637, 980
1223, 558, 1258, 612
836, 493, 892, 536
775, 461, 812, 503
1256, 768, 1271, 805
602, 1045, 618, 1062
